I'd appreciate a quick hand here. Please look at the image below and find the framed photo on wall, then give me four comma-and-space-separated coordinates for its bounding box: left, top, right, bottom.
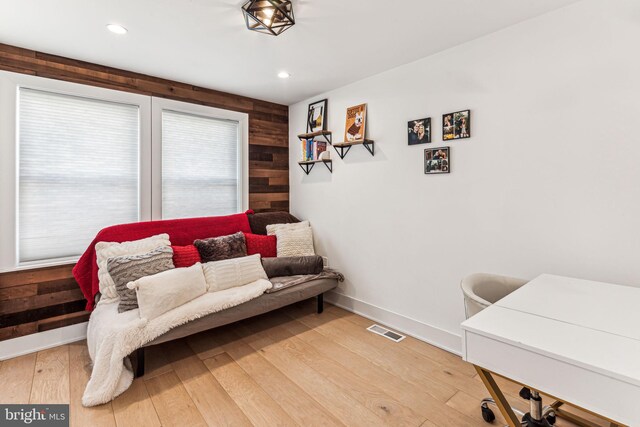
408, 118, 431, 145
424, 147, 450, 174
443, 109, 470, 140
344, 104, 367, 142
307, 99, 327, 133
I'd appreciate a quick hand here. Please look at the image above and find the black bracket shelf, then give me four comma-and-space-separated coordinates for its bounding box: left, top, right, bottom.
297, 130, 332, 145
333, 139, 375, 159
298, 160, 332, 175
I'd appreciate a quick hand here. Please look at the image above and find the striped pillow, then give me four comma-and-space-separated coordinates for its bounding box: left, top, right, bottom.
202, 254, 267, 292
171, 244, 202, 268
107, 246, 175, 313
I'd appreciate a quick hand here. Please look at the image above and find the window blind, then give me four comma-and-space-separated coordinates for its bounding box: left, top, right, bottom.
18, 88, 140, 262
161, 110, 239, 219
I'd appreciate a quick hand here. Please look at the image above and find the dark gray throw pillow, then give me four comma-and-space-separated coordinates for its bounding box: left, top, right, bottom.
107, 246, 175, 313
261, 255, 324, 278
194, 232, 247, 263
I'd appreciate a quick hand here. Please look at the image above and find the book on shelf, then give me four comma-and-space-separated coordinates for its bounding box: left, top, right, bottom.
314, 141, 327, 160
301, 138, 313, 161
307, 139, 314, 161
301, 138, 330, 162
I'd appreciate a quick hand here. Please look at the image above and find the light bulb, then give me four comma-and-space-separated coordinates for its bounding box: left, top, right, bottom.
106, 24, 128, 35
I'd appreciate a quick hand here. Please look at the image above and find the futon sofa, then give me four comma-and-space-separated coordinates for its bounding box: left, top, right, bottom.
73, 210, 339, 379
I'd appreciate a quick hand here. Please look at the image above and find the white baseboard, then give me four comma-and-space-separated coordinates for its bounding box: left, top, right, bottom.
0, 322, 88, 361
325, 291, 462, 356
0, 293, 461, 360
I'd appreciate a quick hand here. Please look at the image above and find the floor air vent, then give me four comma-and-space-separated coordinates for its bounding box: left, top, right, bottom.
367, 324, 406, 342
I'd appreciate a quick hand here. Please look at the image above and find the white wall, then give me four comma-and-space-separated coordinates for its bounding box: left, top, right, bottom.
288, 0, 640, 353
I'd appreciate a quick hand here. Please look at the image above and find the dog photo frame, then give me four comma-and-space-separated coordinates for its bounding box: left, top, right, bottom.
344, 104, 367, 143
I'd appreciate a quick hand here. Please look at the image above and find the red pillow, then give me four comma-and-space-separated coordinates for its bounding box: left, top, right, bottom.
243, 233, 277, 258
171, 245, 202, 268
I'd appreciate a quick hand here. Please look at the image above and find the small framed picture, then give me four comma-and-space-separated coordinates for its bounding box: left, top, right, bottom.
344, 103, 367, 142
425, 147, 450, 174
307, 99, 327, 133
408, 118, 431, 145
443, 109, 470, 140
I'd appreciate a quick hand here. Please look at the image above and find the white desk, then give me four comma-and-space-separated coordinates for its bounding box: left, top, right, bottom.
461, 274, 640, 427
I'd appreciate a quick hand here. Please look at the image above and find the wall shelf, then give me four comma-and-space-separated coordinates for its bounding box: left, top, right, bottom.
298, 159, 333, 175
297, 130, 332, 145
333, 139, 375, 159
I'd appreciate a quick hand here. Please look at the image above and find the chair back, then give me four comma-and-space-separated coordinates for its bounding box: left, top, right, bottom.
461, 273, 528, 319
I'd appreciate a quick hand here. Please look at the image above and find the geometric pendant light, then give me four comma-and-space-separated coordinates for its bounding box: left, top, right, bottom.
242, 0, 295, 36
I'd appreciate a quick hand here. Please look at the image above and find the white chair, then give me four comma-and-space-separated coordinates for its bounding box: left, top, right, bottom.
461, 273, 557, 426
461, 273, 527, 319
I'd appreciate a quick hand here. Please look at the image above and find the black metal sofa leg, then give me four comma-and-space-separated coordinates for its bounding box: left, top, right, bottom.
135, 347, 145, 378
317, 293, 324, 314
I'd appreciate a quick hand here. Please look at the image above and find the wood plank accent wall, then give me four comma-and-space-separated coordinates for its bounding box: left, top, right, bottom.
0, 265, 88, 341
0, 43, 290, 341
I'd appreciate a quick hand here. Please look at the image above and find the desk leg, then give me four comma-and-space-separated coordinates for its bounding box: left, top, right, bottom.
474, 369, 628, 427
474, 366, 521, 427
550, 402, 604, 427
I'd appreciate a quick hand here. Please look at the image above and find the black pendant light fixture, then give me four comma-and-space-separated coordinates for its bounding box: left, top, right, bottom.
242, 0, 295, 36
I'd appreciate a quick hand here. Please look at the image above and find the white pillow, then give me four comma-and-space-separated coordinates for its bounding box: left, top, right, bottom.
127, 263, 207, 321
276, 227, 315, 257
203, 254, 268, 293
266, 220, 310, 236
96, 234, 171, 301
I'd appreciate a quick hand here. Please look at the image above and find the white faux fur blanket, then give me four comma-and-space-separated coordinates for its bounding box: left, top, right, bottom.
83, 279, 272, 406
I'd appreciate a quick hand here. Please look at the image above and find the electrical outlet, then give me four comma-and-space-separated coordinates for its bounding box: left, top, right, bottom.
322, 256, 329, 268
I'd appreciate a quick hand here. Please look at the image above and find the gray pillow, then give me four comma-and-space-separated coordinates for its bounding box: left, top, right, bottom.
194, 232, 247, 263
107, 246, 175, 313
261, 255, 324, 278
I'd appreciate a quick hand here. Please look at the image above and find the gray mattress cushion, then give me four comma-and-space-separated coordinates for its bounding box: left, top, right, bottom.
144, 277, 338, 346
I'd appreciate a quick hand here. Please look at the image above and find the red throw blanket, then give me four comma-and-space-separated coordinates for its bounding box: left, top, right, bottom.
73, 212, 253, 311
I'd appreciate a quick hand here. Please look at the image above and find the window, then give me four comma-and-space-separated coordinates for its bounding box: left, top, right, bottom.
161, 111, 240, 219
151, 97, 247, 221
18, 88, 140, 262
0, 71, 247, 272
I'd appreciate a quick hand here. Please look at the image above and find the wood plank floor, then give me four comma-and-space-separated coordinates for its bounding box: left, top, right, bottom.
0, 300, 609, 427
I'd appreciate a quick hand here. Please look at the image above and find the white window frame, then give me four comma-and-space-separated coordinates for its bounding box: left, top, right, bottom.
0, 70, 152, 272
0, 72, 249, 273
150, 97, 248, 220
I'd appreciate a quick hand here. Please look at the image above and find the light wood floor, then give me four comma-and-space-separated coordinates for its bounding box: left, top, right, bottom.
0, 300, 608, 427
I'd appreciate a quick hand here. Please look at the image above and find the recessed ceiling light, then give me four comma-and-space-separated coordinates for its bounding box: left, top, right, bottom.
106, 24, 128, 35
278, 71, 291, 79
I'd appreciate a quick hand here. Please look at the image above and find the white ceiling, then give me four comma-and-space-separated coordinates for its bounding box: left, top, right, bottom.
0, 0, 581, 105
